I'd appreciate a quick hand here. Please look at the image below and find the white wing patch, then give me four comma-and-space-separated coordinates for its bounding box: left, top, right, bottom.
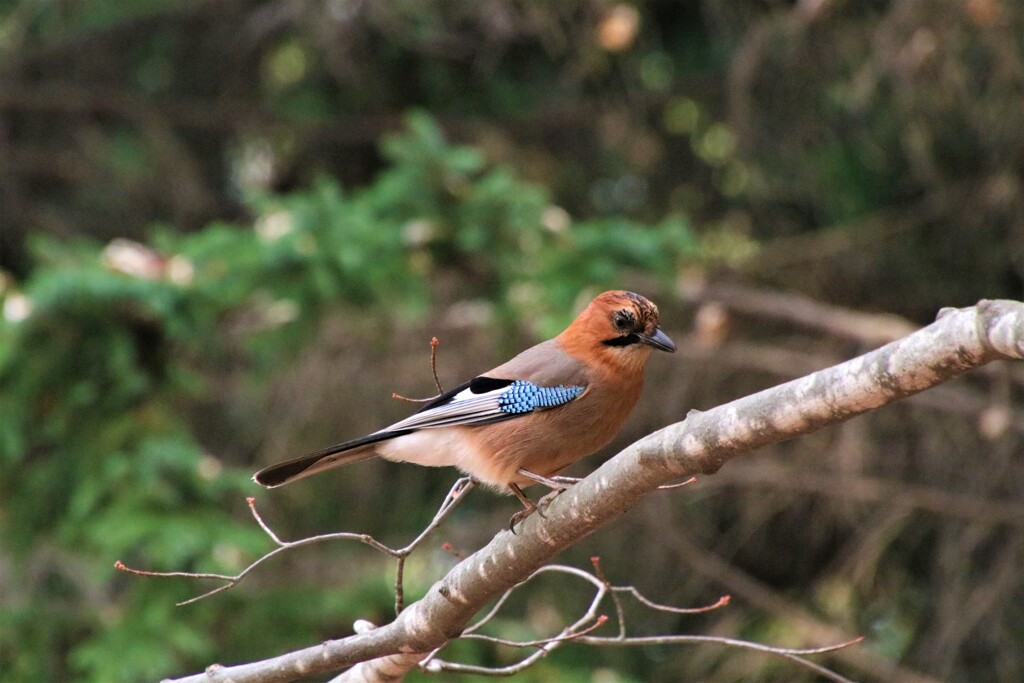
379, 380, 585, 433
380, 385, 510, 432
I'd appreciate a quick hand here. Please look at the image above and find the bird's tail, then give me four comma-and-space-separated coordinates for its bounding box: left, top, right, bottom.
253, 430, 412, 487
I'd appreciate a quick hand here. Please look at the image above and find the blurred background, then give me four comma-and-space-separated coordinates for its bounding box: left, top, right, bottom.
1, 1, 1023, 681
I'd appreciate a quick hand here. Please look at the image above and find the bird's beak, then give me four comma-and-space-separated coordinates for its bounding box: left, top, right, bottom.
637, 327, 676, 353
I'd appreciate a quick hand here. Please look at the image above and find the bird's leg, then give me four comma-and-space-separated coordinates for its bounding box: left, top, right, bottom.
517, 468, 575, 510
518, 469, 582, 489
507, 483, 541, 532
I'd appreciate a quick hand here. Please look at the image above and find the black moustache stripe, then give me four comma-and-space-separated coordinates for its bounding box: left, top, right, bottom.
602, 333, 640, 347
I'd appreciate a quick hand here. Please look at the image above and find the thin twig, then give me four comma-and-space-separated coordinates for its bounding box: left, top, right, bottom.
117, 480, 474, 608
657, 475, 698, 490
424, 564, 610, 674
429, 336, 442, 394
113, 561, 233, 582
393, 477, 475, 614
392, 336, 445, 402
424, 561, 855, 681
579, 634, 865, 656
421, 647, 551, 676
590, 556, 626, 638
576, 635, 864, 683
118, 522, 391, 606
612, 585, 730, 614
462, 564, 604, 636
247, 496, 283, 544
462, 615, 609, 648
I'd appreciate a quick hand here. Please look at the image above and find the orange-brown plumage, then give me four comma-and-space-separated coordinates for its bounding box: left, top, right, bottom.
253, 290, 674, 524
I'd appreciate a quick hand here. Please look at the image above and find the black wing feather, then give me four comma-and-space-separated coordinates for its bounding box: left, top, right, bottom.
414, 376, 515, 413
253, 429, 412, 487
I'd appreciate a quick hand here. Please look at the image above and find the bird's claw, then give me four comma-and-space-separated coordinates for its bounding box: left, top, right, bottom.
506, 475, 574, 532
508, 488, 569, 532
508, 507, 532, 533
537, 487, 566, 510
508, 499, 548, 533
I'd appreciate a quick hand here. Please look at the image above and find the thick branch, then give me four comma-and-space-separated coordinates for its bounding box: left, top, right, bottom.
164, 300, 1023, 683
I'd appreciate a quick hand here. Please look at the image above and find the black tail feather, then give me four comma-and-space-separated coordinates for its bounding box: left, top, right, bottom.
253, 430, 412, 487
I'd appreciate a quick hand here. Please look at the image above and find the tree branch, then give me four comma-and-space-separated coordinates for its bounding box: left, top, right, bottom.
162, 300, 1023, 683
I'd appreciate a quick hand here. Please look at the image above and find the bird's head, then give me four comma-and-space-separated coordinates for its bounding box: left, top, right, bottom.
559, 291, 675, 372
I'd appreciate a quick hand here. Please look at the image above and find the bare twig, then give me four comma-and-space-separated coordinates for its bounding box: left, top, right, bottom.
461, 615, 610, 649
118, 498, 390, 606
392, 477, 475, 614
117, 482, 474, 608
424, 561, 846, 681
461, 564, 605, 637
418, 563, 609, 677
575, 635, 864, 683
247, 495, 285, 544
590, 556, 627, 638
113, 561, 234, 583
392, 336, 445, 402
330, 558, 851, 681
429, 336, 443, 393
657, 475, 698, 490
612, 583, 730, 614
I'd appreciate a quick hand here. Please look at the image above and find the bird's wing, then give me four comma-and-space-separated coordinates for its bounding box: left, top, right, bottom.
381, 338, 591, 432
381, 376, 586, 432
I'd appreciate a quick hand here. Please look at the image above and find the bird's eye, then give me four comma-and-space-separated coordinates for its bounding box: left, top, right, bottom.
613, 310, 635, 331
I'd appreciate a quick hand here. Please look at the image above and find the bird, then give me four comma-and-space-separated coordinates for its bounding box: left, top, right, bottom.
253, 290, 675, 528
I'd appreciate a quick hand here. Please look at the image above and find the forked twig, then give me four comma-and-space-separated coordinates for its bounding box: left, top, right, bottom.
420, 564, 610, 675
420, 560, 859, 682
462, 615, 610, 648
392, 476, 475, 613
115, 480, 475, 610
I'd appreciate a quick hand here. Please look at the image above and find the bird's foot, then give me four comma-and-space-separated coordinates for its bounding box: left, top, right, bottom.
508, 502, 540, 533
509, 469, 582, 529
507, 482, 545, 533
537, 486, 566, 511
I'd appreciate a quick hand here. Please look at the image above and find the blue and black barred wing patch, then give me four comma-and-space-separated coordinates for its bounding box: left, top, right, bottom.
496, 380, 585, 413
380, 377, 586, 432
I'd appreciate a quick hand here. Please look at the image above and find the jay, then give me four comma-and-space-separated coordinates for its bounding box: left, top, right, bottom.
254, 291, 675, 527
